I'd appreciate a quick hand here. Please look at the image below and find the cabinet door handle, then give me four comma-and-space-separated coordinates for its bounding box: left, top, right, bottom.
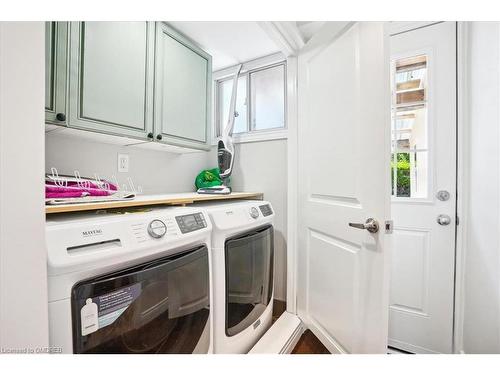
147, 132, 154, 139
156, 134, 163, 140
56, 113, 66, 121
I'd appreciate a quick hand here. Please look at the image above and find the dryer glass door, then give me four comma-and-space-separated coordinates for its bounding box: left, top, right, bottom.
71, 246, 210, 354
225, 225, 274, 336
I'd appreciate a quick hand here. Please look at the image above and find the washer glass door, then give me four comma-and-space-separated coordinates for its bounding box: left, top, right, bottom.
71, 246, 210, 354
224, 225, 274, 336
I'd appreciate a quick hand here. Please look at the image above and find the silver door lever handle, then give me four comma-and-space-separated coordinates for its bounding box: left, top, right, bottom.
349, 218, 379, 233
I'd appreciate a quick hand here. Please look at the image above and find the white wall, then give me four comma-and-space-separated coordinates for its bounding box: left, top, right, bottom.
209, 139, 288, 301
461, 21, 500, 353
0, 22, 49, 351
45, 132, 211, 194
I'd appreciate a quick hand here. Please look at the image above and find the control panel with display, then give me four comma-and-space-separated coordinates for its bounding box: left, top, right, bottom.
259, 204, 273, 217
175, 212, 207, 234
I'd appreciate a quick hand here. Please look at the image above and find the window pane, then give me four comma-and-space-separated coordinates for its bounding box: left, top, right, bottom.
219, 76, 247, 134
394, 55, 427, 106
391, 151, 428, 198
391, 106, 428, 151
250, 65, 285, 131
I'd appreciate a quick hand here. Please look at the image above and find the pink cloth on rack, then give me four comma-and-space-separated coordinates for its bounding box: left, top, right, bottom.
45, 191, 90, 198
45, 180, 117, 199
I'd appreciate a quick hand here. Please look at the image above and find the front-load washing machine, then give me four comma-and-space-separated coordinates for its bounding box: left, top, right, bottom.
46, 206, 213, 354
193, 200, 275, 353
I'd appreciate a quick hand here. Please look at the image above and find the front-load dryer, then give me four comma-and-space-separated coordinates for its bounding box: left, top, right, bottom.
46, 206, 213, 354
193, 200, 275, 354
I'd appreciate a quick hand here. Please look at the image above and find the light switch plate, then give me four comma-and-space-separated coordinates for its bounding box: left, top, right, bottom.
118, 153, 129, 173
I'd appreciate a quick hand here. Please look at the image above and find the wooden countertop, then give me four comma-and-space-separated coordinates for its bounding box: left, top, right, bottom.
45, 192, 264, 214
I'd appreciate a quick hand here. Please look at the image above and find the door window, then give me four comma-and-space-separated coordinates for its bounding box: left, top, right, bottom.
71, 246, 210, 354
391, 54, 429, 199
225, 225, 274, 337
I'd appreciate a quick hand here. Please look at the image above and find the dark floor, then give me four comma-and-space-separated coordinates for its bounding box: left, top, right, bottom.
272, 299, 286, 323
291, 330, 330, 354
271, 299, 330, 354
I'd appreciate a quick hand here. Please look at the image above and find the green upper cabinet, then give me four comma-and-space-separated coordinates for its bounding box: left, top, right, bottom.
45, 22, 68, 125
154, 23, 212, 150
45, 22, 212, 150
68, 22, 155, 139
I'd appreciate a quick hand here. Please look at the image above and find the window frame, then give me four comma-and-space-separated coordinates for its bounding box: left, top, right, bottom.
212, 53, 288, 144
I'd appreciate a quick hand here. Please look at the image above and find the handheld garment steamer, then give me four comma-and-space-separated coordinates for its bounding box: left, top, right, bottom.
197, 64, 243, 195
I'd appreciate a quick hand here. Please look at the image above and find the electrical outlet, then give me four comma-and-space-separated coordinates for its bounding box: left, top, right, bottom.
118, 154, 129, 173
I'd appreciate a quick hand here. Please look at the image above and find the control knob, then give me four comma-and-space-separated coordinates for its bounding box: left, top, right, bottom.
147, 220, 167, 238
250, 207, 259, 219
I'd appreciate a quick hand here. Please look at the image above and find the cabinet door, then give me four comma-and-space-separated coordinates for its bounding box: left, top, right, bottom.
45, 22, 68, 125
154, 23, 212, 150
68, 22, 154, 139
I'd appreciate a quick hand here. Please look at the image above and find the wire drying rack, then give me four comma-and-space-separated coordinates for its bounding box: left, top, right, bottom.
47, 167, 143, 194
45, 167, 143, 205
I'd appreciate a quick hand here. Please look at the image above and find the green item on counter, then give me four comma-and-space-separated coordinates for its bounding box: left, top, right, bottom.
195, 168, 230, 189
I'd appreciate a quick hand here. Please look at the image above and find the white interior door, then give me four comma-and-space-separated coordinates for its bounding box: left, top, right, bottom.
296, 22, 391, 354
389, 22, 457, 354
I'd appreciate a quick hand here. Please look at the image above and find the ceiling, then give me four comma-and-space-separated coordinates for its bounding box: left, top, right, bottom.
168, 22, 281, 71
296, 21, 326, 42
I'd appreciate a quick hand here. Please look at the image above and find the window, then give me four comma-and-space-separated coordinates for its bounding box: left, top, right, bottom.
391, 54, 429, 199
215, 62, 286, 141
250, 65, 285, 131
218, 76, 247, 135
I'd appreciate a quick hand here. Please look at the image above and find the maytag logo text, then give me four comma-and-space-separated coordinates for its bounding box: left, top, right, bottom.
82, 229, 103, 237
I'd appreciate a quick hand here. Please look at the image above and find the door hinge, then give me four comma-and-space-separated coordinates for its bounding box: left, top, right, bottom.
456, 215, 460, 225
385, 220, 394, 234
